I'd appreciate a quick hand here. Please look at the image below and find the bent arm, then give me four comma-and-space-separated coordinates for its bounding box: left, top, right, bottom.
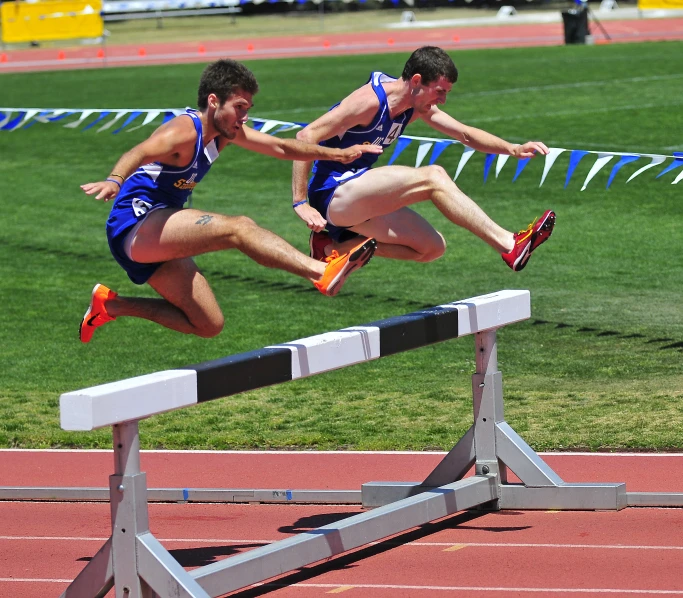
422, 107, 549, 158
81, 118, 197, 201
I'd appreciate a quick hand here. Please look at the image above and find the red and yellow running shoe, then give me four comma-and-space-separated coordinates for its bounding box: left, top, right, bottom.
314, 238, 376, 297
309, 230, 333, 261
79, 283, 117, 343
502, 210, 556, 272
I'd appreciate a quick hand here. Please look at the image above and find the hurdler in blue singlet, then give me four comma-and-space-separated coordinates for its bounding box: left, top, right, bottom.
106, 109, 219, 284
308, 72, 414, 242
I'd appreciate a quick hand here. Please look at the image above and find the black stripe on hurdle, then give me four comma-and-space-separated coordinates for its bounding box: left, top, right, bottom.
368, 306, 460, 357
185, 347, 293, 403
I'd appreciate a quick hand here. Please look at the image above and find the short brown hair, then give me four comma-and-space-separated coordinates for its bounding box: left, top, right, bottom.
401, 46, 458, 86
197, 59, 259, 110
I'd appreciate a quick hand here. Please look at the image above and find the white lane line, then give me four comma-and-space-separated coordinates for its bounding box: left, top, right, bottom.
2, 449, 683, 456
2, 537, 682, 551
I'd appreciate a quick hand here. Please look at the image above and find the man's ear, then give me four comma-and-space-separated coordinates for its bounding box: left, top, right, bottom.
208, 93, 219, 109
410, 73, 423, 88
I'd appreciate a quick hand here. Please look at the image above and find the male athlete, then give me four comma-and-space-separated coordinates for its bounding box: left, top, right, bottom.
80, 59, 379, 343
292, 46, 555, 270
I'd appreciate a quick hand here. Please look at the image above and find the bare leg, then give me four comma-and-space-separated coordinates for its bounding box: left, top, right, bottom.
130, 208, 327, 281
105, 258, 225, 338
329, 165, 514, 255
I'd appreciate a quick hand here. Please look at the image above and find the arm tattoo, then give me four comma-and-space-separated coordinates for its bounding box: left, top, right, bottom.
196, 215, 213, 225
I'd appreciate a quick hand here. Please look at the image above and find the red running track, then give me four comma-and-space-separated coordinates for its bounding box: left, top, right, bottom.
1, 18, 683, 73
1, 450, 683, 597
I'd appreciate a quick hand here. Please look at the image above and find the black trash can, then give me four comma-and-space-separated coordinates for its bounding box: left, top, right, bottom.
561, 7, 589, 44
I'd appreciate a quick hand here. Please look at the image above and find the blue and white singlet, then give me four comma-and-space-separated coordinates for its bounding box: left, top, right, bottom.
106, 109, 219, 284
307, 72, 414, 240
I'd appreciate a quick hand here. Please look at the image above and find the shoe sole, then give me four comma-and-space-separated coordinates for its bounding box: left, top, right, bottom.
325, 239, 376, 297
79, 283, 102, 343
515, 211, 555, 272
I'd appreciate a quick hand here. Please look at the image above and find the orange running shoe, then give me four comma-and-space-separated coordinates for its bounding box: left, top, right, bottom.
309, 230, 333, 261
79, 283, 117, 343
314, 238, 376, 297
502, 210, 556, 272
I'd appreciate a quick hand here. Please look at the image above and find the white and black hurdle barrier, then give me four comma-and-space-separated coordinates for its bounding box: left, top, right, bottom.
56, 289, 682, 598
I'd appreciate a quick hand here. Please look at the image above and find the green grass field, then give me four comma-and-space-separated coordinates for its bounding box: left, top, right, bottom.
0, 42, 681, 451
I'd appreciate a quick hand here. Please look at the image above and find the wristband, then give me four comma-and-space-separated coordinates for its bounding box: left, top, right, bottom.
292, 199, 308, 208
106, 178, 122, 188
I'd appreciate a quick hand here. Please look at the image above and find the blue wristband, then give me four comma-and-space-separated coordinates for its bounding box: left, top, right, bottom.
106, 178, 122, 188
292, 199, 308, 208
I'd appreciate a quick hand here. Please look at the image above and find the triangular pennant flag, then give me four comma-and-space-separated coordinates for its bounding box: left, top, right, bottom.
564, 150, 589, 188
113, 111, 143, 134
162, 111, 176, 124
606, 155, 640, 188
272, 123, 302, 134
655, 152, 683, 179
483, 153, 496, 183
672, 169, 683, 185
126, 110, 162, 132
429, 140, 452, 165
21, 110, 54, 129
453, 146, 475, 181
626, 155, 666, 183
0, 111, 12, 128
12, 109, 42, 129
581, 153, 615, 191
82, 111, 112, 131
45, 110, 76, 122
415, 141, 433, 168
512, 158, 531, 182
387, 136, 412, 165
495, 154, 510, 178
97, 111, 128, 133
64, 109, 96, 129
539, 148, 566, 187
2, 111, 27, 130
258, 120, 281, 134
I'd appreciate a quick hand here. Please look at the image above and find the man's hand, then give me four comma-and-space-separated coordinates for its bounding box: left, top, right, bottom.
294, 202, 327, 232
81, 181, 120, 202
338, 144, 383, 164
511, 142, 550, 159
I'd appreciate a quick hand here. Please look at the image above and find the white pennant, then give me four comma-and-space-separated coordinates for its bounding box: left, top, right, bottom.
97, 111, 128, 133
581, 153, 615, 191
34, 109, 68, 123
672, 169, 683, 185
15, 109, 42, 129
64, 109, 95, 128
415, 142, 433, 168
453, 146, 476, 181
258, 120, 281, 134
495, 155, 510, 178
126, 110, 161, 132
626, 155, 666, 183
540, 148, 566, 187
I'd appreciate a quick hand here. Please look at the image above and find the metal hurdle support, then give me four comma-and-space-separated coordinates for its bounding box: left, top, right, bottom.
57, 289, 677, 598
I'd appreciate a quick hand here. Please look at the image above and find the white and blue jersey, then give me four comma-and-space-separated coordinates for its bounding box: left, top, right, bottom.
308, 72, 414, 241
106, 109, 219, 284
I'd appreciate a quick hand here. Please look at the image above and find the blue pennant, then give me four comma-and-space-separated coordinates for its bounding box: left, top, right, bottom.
606, 155, 640, 188
112, 111, 143, 134
564, 150, 589, 188
2, 111, 27, 131
429, 140, 452, 165
483, 153, 496, 183
82, 112, 112, 131
250, 120, 266, 131
387, 136, 412, 165
162, 111, 176, 124
656, 152, 683, 179
22, 111, 54, 129
512, 158, 531, 182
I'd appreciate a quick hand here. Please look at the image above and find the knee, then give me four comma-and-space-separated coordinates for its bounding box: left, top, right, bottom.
416, 231, 447, 263
422, 164, 453, 192
223, 215, 258, 246
194, 314, 225, 339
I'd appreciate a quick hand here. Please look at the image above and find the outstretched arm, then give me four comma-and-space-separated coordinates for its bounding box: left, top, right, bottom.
422, 107, 549, 158
80, 117, 197, 201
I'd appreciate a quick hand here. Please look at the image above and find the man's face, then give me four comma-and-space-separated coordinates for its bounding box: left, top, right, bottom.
413, 75, 453, 113
212, 89, 254, 139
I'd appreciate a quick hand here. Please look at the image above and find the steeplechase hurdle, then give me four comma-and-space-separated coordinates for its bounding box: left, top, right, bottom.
57, 289, 680, 598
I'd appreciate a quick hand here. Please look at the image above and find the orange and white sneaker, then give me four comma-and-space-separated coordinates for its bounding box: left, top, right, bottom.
79, 283, 117, 343
314, 238, 376, 297
309, 230, 333, 261
502, 210, 556, 272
